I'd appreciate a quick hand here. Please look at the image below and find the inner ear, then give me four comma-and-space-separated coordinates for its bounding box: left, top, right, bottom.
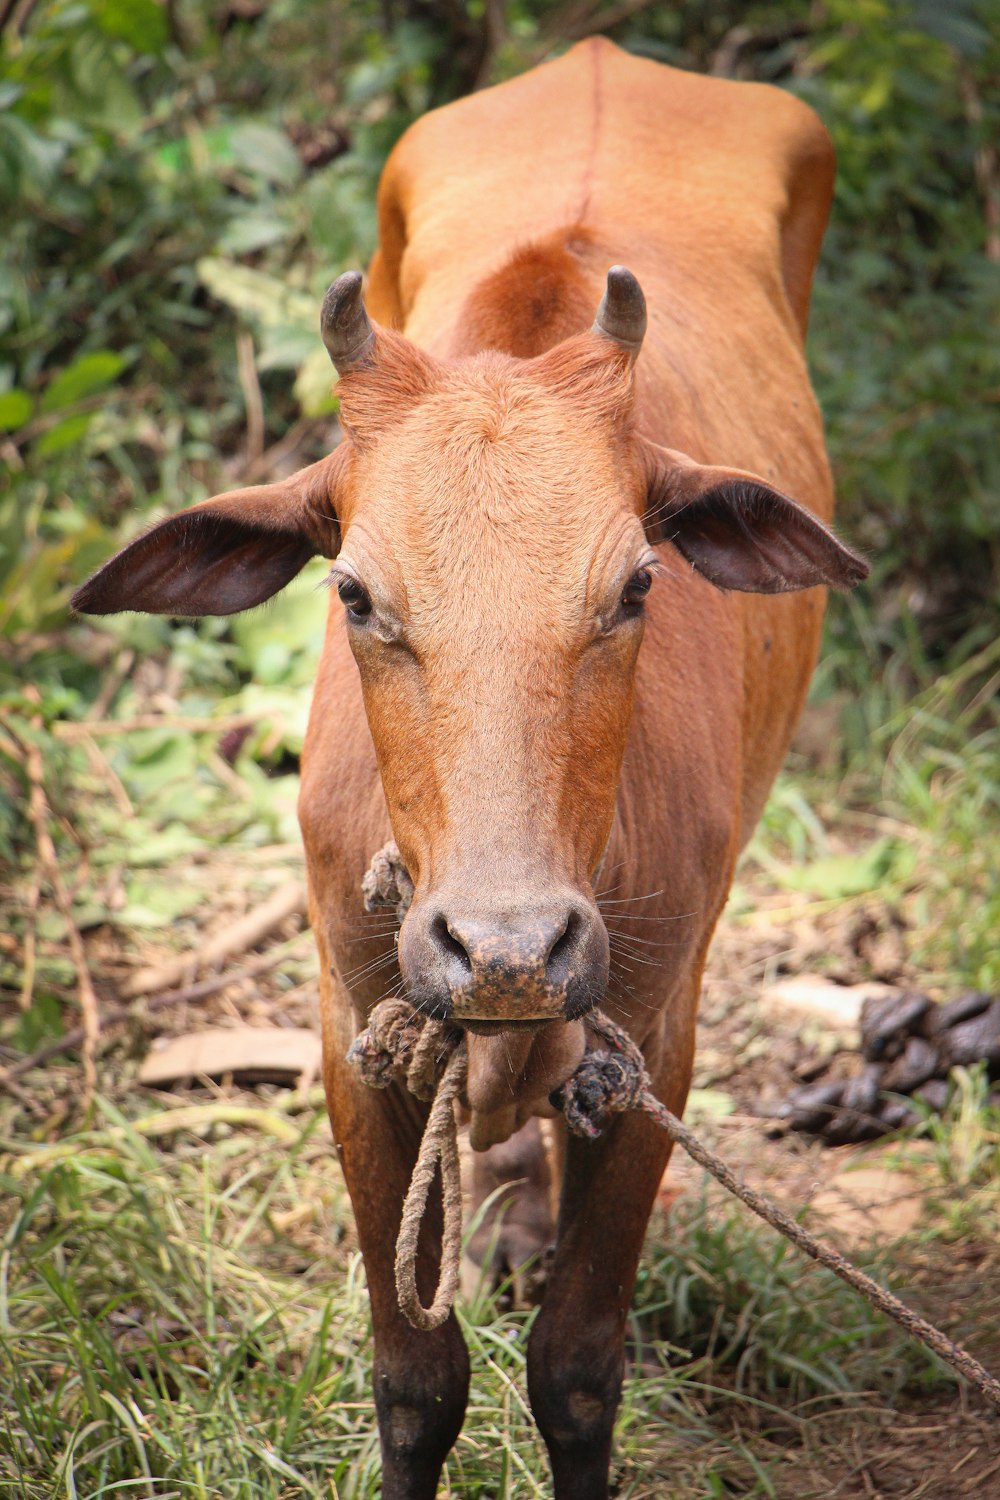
640, 440, 868, 594
72, 448, 347, 618
73, 511, 318, 617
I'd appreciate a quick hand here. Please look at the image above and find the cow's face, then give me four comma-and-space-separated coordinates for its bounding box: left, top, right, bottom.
72, 270, 867, 1029
331, 335, 652, 1026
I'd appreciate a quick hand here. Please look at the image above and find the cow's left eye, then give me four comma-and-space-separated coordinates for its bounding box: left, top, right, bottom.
622, 568, 653, 612
337, 576, 372, 620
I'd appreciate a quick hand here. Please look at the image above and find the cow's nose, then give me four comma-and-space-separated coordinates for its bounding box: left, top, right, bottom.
398, 896, 609, 1025
439, 907, 576, 987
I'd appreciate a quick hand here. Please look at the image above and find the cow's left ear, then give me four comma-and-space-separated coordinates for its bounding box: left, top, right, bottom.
72, 447, 348, 617
640, 440, 868, 593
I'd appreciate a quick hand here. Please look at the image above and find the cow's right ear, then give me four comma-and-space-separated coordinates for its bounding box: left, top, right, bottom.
639, 439, 868, 594
72, 448, 348, 617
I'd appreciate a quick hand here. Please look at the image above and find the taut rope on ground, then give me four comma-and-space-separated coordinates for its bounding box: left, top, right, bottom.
347, 843, 1000, 1409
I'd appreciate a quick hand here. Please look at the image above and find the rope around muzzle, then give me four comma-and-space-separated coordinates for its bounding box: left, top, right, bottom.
347, 844, 1000, 1408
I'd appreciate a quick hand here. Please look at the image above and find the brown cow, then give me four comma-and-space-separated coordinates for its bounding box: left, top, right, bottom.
73, 39, 866, 1500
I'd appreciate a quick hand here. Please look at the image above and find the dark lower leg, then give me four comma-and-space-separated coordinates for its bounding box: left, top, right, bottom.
373, 1323, 469, 1499
327, 1057, 470, 1500
527, 1036, 692, 1500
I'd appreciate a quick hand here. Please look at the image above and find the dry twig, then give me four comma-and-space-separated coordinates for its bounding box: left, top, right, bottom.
86, 647, 135, 722
236, 328, 265, 464
77, 730, 134, 817
2, 932, 313, 1086
16, 863, 41, 1013
53, 713, 255, 739
120, 879, 307, 999
960, 66, 1000, 264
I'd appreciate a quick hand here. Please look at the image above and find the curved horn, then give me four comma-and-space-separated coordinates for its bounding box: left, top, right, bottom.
321, 271, 376, 374
592, 265, 647, 361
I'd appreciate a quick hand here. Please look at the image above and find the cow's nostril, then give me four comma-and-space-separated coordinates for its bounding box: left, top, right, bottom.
545, 909, 579, 984
432, 914, 473, 975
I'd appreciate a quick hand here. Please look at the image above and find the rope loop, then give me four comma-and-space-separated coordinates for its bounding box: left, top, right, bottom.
347, 996, 460, 1100
347, 998, 424, 1088
361, 840, 413, 924
393, 1045, 467, 1330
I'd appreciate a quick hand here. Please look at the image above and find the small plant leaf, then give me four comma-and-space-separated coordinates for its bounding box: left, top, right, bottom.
0, 389, 32, 430
41, 352, 127, 414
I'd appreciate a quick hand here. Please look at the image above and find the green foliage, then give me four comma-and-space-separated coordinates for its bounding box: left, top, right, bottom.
822, 618, 1000, 988
0, 0, 416, 665
805, 0, 1000, 650
916, 1062, 1000, 1192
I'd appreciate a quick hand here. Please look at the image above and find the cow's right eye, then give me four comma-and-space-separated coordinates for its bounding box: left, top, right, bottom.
337, 577, 372, 620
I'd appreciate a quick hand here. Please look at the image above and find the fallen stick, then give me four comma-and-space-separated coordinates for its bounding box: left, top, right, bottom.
0, 1067, 46, 1118
77, 730, 134, 817
120, 880, 307, 999
53, 714, 256, 740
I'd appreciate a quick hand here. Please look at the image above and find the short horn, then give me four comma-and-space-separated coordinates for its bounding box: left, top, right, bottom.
593, 265, 646, 361
321, 271, 375, 374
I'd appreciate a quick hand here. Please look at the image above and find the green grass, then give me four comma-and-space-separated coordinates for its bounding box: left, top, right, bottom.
0, 1095, 959, 1499
896, 1064, 1000, 1243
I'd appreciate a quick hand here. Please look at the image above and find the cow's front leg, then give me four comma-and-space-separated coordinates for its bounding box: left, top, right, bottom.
325, 1048, 470, 1499
527, 1028, 691, 1500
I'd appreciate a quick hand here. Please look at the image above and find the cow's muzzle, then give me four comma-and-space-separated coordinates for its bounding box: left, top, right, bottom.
398, 893, 609, 1027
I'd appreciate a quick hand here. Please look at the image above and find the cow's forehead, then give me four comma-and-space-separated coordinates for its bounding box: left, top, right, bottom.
350, 362, 631, 537
342, 396, 640, 638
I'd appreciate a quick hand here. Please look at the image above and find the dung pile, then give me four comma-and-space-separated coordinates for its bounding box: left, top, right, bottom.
776, 990, 1000, 1145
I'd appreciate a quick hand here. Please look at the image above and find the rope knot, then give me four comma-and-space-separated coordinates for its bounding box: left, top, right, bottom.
347, 997, 460, 1102
552, 1030, 647, 1141
361, 840, 414, 924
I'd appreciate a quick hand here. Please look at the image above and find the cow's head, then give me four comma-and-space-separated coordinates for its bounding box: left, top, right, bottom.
73, 269, 867, 1029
